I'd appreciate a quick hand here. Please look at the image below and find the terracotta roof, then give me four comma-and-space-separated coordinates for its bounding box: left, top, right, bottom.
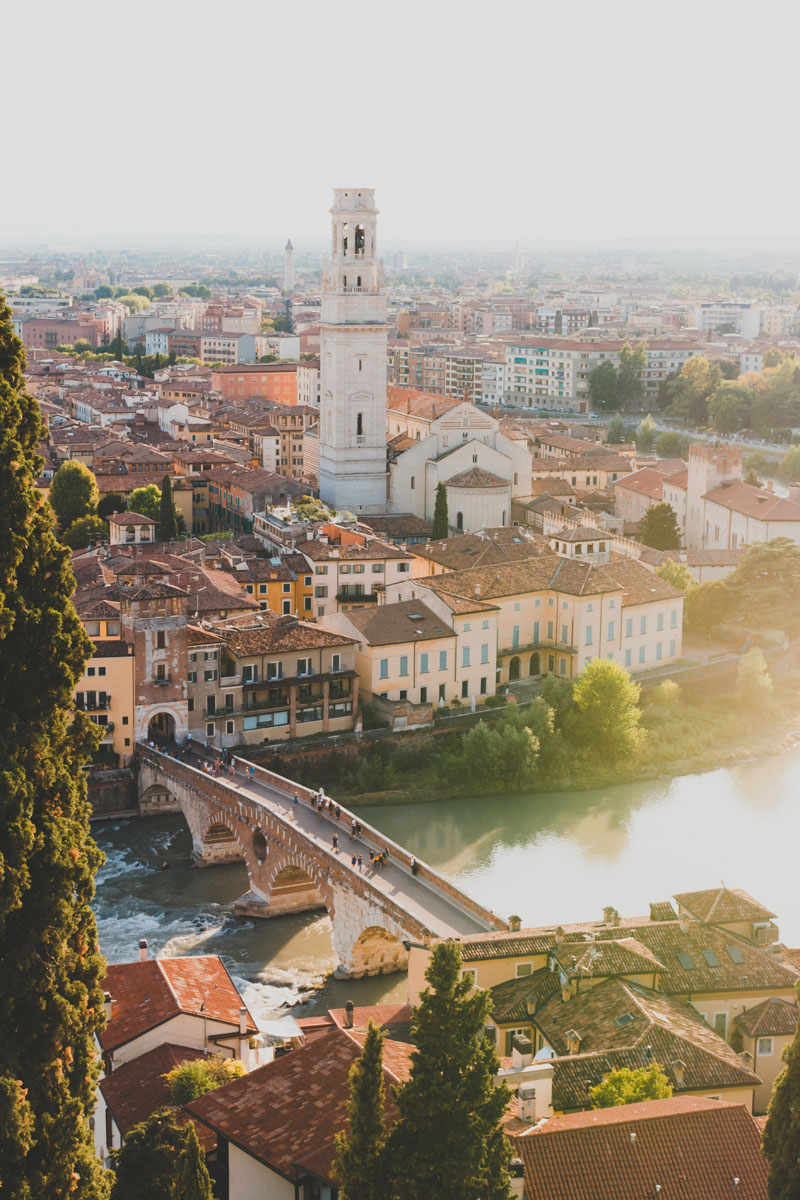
100, 1043, 207, 1135
79, 598, 121, 618
337, 600, 456, 646
703, 480, 800, 521
515, 1097, 768, 1200
186, 1028, 413, 1185
123, 581, 189, 601
100, 955, 256, 1052
362, 514, 433, 537
674, 887, 777, 926
613, 467, 676, 500
446, 467, 509, 489
685, 548, 745, 566
552, 937, 666, 977
736, 996, 799, 1038
86, 639, 133, 658
489, 969, 561, 1024
534, 978, 760, 1098
414, 529, 550, 571
386, 384, 463, 421
107, 511, 156, 526
295, 536, 411, 562
212, 611, 357, 655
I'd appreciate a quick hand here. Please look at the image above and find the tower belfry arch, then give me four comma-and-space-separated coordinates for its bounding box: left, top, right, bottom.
319, 188, 388, 513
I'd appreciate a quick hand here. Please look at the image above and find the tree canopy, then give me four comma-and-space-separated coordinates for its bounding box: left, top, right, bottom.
605, 415, 627, 443
49, 460, 99, 531
590, 1063, 673, 1108
763, 983, 800, 1200
638, 502, 681, 550
432, 482, 449, 539
61, 515, 109, 549
616, 341, 647, 408
655, 430, 690, 458
684, 579, 728, 637
588, 360, 620, 412
165, 1056, 244, 1105
655, 557, 694, 594
570, 659, 643, 765
127, 484, 162, 523
726, 537, 800, 632
0, 292, 108, 1197
635, 414, 656, 453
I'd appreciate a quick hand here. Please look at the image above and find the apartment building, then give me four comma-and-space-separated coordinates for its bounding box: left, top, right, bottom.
387, 553, 683, 684
692, 302, 761, 338
211, 363, 301, 404
187, 612, 357, 746
294, 524, 414, 618
73, 599, 135, 765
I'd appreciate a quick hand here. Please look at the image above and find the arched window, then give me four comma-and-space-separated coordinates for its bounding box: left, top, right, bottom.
355, 224, 365, 254
356, 413, 363, 437
343, 275, 347, 289
514, 472, 518, 484
457, 512, 463, 530
357, 276, 362, 288
410, 476, 415, 490
342, 222, 348, 254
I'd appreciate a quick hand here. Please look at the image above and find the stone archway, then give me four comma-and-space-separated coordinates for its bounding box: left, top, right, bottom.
264, 861, 326, 917
148, 711, 175, 742
509, 656, 521, 682
347, 925, 409, 977
199, 821, 245, 865
529, 652, 540, 677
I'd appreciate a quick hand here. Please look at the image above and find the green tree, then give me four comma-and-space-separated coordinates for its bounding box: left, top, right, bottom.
745, 451, 768, 473
763, 983, 800, 1200
655, 431, 690, 458
0, 293, 108, 1197
110, 1109, 211, 1200
49, 459, 99, 531
726, 538, 800, 633
386, 942, 511, 1200
570, 659, 643, 765
736, 647, 773, 712
588, 360, 619, 412
665, 356, 722, 425
589, 1063, 673, 1108
638, 502, 681, 550
431, 482, 449, 539
165, 1056, 244, 1105
617, 341, 647, 408
159, 473, 179, 542
605, 415, 627, 443
456, 719, 539, 792
635, 414, 656, 453
94, 285, 114, 299
97, 491, 128, 519
116, 293, 150, 313
655, 557, 694, 593
778, 445, 800, 482
707, 383, 752, 433
333, 1022, 389, 1200
127, 484, 162, 523
110, 330, 127, 360
537, 675, 575, 727
62, 515, 109, 549
744, 467, 763, 488
709, 356, 740, 380
684, 579, 728, 637
152, 283, 171, 298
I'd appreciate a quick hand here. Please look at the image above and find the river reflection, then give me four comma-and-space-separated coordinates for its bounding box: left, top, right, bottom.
92, 743, 800, 1021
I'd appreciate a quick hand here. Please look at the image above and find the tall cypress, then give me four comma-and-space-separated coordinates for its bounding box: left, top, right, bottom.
431, 482, 449, 540
333, 1022, 390, 1200
762, 983, 800, 1200
386, 942, 512, 1200
159, 473, 178, 543
0, 293, 109, 1198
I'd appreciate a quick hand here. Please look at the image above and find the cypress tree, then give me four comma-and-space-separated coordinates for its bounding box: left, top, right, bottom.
431, 482, 449, 540
159, 473, 178, 542
333, 1022, 390, 1200
110, 1110, 211, 1200
762, 984, 800, 1200
0, 292, 109, 1196
386, 942, 512, 1200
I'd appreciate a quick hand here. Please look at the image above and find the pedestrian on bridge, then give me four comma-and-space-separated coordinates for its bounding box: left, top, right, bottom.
332, 833, 338, 852
248, 765, 255, 784
228, 762, 236, 782
357, 854, 363, 871
334, 803, 341, 821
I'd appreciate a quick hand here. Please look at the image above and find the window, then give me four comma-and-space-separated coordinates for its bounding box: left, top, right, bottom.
460, 967, 477, 985
188, 698, 194, 712
512, 626, 520, 648
461, 680, 469, 698
462, 647, 470, 668
585, 626, 593, 645
315, 585, 328, 598
677, 951, 695, 970
399, 689, 408, 701
638, 646, 645, 664
226, 720, 235, 735
331, 653, 341, 672
267, 662, 283, 681
420, 686, 428, 703
481, 644, 489, 664
399, 656, 409, 676
372, 563, 383, 573
410, 475, 415, 490
480, 676, 487, 694
727, 945, 745, 964
463, 623, 472, 633
671, 609, 678, 629
438, 683, 446, 701
515, 963, 533, 978
188, 670, 197, 683
702, 949, 721, 968
297, 658, 312, 677
156, 664, 166, 681
482, 619, 490, 629
533, 621, 540, 645
640, 616, 647, 635
561, 624, 568, 644
379, 659, 389, 679
206, 723, 215, 737
625, 618, 633, 637
98, 666, 106, 676
316, 565, 328, 575
757, 1037, 774, 1056
204, 669, 217, 681
439, 650, 448, 670
420, 652, 429, 674
87, 667, 95, 676
713, 1012, 728, 1039
156, 631, 166, 649
625, 649, 631, 667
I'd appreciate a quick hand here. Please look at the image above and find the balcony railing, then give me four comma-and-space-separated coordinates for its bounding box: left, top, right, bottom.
153, 675, 172, 685
77, 697, 111, 711
336, 590, 378, 604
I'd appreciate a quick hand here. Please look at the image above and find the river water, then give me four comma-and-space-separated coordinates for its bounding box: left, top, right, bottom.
93, 743, 800, 1022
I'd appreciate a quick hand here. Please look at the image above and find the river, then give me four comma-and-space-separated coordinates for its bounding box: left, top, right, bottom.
93, 743, 800, 1022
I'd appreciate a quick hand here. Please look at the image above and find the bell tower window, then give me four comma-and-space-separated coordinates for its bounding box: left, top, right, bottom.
355, 224, 365, 254
342, 222, 348, 255
356, 413, 363, 436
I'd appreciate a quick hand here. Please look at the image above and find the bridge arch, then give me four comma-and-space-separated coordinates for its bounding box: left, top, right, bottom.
263, 856, 328, 918
347, 925, 409, 977
200, 819, 246, 866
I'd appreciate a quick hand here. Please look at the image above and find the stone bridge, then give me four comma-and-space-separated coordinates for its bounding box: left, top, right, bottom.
137, 745, 505, 978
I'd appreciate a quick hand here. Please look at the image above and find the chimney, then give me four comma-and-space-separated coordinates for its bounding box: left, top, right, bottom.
525, 999, 537, 1017
565, 1029, 581, 1056
508, 914, 522, 932
554, 926, 566, 945
679, 918, 690, 934
239, 1006, 248, 1036
138, 938, 148, 962
344, 1000, 354, 1029
103, 991, 112, 1023
671, 1058, 686, 1087
766, 480, 774, 493
511, 1033, 533, 1069
516, 1081, 538, 1123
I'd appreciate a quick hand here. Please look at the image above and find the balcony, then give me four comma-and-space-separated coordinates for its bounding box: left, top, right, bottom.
336, 590, 378, 604
77, 696, 112, 711
220, 674, 242, 687
153, 675, 172, 685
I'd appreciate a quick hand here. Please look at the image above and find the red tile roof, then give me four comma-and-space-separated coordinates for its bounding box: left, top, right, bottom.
515, 1097, 767, 1200
100, 955, 256, 1052
186, 1028, 413, 1184
703, 480, 800, 521
100, 1043, 207, 1135
674, 886, 776, 925
735, 996, 799, 1038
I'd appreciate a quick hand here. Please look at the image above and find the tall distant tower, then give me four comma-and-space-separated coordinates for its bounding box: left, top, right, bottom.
318, 188, 388, 513
284, 238, 294, 292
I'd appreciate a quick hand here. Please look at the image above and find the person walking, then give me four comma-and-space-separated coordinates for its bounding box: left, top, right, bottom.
351, 854, 357, 868
357, 854, 363, 872
248, 764, 255, 785
332, 833, 338, 852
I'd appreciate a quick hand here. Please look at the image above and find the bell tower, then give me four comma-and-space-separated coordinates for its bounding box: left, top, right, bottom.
319, 187, 388, 513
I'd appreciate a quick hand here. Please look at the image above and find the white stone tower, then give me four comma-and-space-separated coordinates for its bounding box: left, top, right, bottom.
318, 188, 388, 513
284, 238, 294, 292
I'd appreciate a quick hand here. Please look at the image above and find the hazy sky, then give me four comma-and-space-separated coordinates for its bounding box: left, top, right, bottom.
5, 0, 798, 245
